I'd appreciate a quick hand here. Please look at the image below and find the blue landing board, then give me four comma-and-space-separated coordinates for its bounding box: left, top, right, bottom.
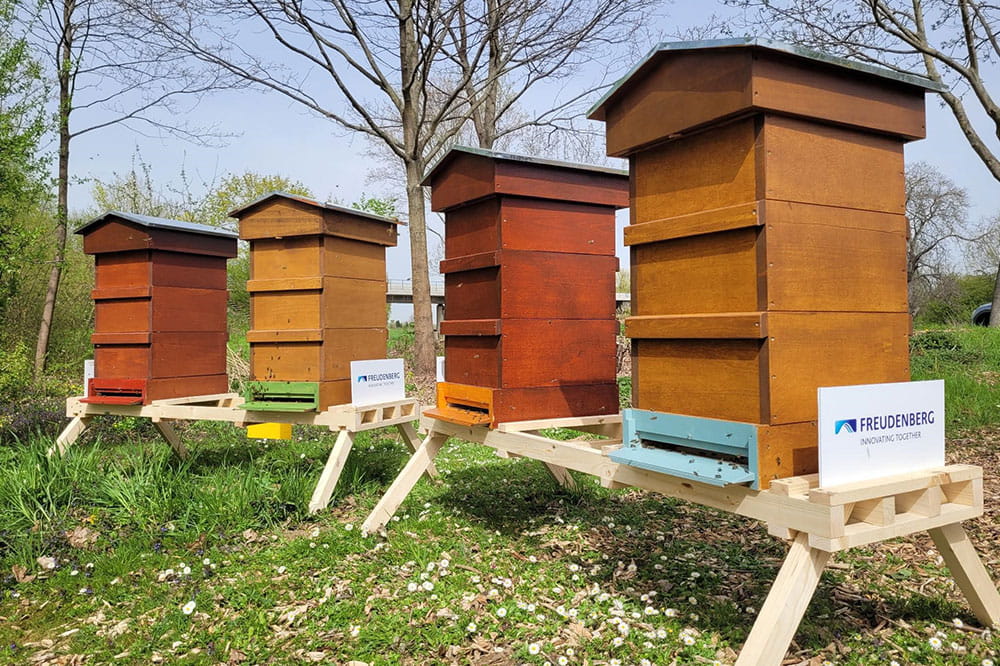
611, 409, 759, 488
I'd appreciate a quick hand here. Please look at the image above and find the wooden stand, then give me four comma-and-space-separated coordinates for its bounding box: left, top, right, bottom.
364, 416, 1000, 665
53, 394, 434, 513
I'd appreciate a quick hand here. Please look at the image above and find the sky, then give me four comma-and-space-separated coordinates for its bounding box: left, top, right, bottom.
64, 1, 1000, 318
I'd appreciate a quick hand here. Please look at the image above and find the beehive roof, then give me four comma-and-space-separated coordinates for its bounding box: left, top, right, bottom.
422, 145, 627, 186
76, 211, 238, 238
588, 37, 944, 121
228, 191, 403, 225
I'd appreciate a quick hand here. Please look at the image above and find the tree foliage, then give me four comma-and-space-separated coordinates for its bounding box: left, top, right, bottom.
0, 0, 49, 308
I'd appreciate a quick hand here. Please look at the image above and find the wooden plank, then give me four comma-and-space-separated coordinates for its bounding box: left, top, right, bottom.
809, 465, 980, 506
632, 117, 760, 222
633, 338, 764, 423
95, 287, 227, 334
499, 252, 617, 320
762, 114, 905, 214
150, 251, 229, 289
246, 329, 323, 343
631, 226, 762, 315
151, 393, 240, 405
362, 431, 449, 535
443, 336, 501, 386
251, 341, 321, 382
145, 375, 231, 402
247, 236, 323, 279
491, 383, 620, 425
752, 51, 926, 140
443, 198, 501, 258
396, 421, 439, 480
318, 380, 352, 411
308, 430, 356, 513
238, 198, 324, 239
148, 333, 228, 378
439, 250, 501, 274
92, 286, 152, 300
928, 523, 1000, 627
50, 416, 92, 457
246, 277, 323, 292
494, 160, 629, 208
251, 289, 322, 331
443, 269, 501, 321
320, 277, 387, 329
323, 235, 387, 280
850, 497, 895, 526
756, 421, 819, 488
439, 319, 502, 336
763, 207, 908, 312
602, 49, 754, 157
500, 198, 616, 255
92, 332, 152, 345
626, 313, 767, 339
499, 319, 617, 388
496, 413, 623, 433
810, 502, 982, 552
321, 328, 388, 380
735, 532, 831, 666
625, 202, 760, 246
94, 252, 151, 289
152, 420, 189, 459
765, 312, 911, 424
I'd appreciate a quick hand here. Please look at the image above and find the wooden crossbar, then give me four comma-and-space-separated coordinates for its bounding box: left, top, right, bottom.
362, 416, 1000, 666
53, 394, 432, 514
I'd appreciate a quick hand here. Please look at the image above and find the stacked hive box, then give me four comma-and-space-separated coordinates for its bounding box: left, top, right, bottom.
422, 147, 629, 427
231, 192, 398, 411
588, 39, 936, 488
76, 212, 238, 404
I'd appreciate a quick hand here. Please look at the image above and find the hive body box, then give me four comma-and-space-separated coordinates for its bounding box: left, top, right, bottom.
232, 192, 398, 411
76, 212, 238, 404
589, 39, 935, 488
423, 146, 629, 427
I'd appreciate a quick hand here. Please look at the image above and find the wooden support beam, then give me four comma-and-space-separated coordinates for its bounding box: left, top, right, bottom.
309, 430, 356, 513
735, 532, 832, 666
542, 462, 577, 489
362, 431, 449, 535
396, 421, 439, 481
929, 523, 1000, 627
49, 416, 92, 457
152, 419, 189, 459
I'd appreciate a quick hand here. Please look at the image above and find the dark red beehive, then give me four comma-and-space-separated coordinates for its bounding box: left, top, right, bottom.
76, 212, 238, 404
422, 146, 629, 427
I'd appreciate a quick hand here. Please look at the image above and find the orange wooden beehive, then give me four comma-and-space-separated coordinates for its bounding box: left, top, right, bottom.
589, 38, 938, 488
422, 146, 629, 427
76, 212, 238, 404
231, 192, 399, 411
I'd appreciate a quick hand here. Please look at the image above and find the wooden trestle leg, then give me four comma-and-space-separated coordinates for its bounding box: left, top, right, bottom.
397, 422, 439, 480
49, 416, 93, 457
735, 532, 832, 666
152, 419, 189, 459
362, 430, 449, 535
929, 523, 1000, 627
309, 430, 356, 514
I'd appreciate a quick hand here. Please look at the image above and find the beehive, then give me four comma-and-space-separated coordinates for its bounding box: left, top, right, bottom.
76, 212, 238, 404
231, 192, 399, 411
588, 38, 938, 488
422, 146, 629, 427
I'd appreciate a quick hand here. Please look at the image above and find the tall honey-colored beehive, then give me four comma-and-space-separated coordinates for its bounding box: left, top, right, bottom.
231, 192, 399, 411
76, 212, 238, 404
422, 147, 629, 427
589, 39, 938, 488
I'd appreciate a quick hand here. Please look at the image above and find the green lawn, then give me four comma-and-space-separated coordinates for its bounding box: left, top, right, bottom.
1, 327, 999, 665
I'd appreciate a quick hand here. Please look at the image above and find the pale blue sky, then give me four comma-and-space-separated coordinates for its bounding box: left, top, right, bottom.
67, 1, 1000, 296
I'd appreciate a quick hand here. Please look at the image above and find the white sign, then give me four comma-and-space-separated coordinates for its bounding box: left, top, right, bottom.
84, 359, 95, 397
818, 380, 945, 487
436, 356, 445, 383
350, 359, 405, 405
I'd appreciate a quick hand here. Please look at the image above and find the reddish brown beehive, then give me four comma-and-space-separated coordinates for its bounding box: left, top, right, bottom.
422, 146, 629, 427
589, 38, 937, 487
230, 192, 399, 411
76, 212, 238, 404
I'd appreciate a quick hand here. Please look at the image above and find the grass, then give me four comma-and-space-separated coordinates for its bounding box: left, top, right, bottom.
1, 326, 999, 664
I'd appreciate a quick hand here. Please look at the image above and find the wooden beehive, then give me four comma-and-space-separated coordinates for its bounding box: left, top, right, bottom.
588, 38, 938, 487
76, 212, 238, 404
231, 192, 399, 411
422, 146, 628, 427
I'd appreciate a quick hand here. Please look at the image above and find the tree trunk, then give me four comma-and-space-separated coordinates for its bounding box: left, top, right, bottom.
34, 0, 73, 377
990, 261, 1000, 327
404, 159, 436, 378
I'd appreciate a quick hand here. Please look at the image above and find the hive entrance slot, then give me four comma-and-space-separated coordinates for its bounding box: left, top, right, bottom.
242, 381, 320, 412
81, 379, 146, 405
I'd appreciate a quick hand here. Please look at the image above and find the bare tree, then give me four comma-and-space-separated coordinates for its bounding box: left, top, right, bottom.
19, 0, 233, 376
904, 161, 978, 314
135, 0, 654, 379
721, 0, 1000, 326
